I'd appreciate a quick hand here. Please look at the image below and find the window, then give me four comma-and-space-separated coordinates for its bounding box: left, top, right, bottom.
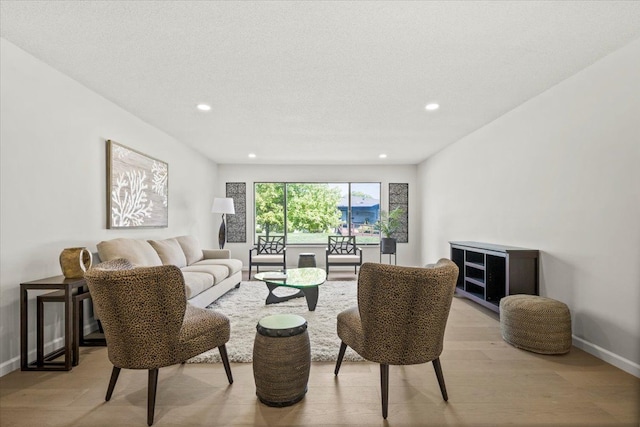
254, 182, 381, 245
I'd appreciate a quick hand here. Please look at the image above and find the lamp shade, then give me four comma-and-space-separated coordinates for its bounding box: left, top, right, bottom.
211, 197, 235, 214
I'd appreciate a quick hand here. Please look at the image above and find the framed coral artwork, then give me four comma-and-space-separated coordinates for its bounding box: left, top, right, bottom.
106, 140, 168, 228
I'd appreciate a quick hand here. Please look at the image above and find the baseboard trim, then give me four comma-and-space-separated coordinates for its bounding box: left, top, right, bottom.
0, 356, 20, 377
0, 320, 99, 378
573, 335, 640, 378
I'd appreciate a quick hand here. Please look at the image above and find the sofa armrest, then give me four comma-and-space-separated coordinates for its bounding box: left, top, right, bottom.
202, 249, 231, 260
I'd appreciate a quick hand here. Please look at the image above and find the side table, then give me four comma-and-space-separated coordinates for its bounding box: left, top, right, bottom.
20, 275, 91, 371
253, 314, 311, 406
297, 253, 317, 268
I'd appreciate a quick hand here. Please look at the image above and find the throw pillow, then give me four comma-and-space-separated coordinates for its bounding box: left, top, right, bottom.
175, 235, 204, 265
148, 238, 187, 268
96, 238, 163, 267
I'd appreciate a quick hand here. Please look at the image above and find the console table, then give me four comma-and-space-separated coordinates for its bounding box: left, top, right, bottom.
450, 241, 539, 313
20, 275, 93, 371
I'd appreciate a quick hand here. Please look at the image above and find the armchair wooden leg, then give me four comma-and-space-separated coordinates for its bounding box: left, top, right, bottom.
432, 357, 448, 401
219, 344, 233, 384
380, 364, 389, 419
334, 342, 347, 375
147, 368, 159, 426
106, 366, 121, 401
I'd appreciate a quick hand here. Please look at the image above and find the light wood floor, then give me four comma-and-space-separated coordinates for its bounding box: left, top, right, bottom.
1, 287, 638, 426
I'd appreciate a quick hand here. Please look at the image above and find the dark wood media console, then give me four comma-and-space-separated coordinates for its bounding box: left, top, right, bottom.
450, 241, 539, 313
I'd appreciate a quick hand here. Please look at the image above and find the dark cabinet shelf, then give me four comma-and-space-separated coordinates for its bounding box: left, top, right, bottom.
465, 261, 485, 270
450, 241, 539, 313
465, 277, 485, 288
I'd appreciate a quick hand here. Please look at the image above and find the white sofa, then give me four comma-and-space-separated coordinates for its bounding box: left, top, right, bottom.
96, 235, 242, 308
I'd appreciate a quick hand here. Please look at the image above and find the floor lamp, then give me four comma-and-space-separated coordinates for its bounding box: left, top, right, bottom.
211, 197, 235, 249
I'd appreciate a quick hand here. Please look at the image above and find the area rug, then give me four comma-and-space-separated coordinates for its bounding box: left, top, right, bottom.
187, 280, 365, 363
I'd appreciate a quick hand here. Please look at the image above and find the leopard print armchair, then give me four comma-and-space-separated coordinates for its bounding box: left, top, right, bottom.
334, 260, 459, 419
84, 258, 233, 426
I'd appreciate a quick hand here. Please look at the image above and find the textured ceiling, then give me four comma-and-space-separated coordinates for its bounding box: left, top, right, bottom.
2, 1, 640, 165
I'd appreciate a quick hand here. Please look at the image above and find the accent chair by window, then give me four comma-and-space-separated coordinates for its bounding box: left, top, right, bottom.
325, 236, 362, 276
248, 236, 287, 277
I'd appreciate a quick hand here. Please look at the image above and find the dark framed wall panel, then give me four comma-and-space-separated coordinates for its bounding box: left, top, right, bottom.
226, 182, 246, 243
389, 183, 408, 243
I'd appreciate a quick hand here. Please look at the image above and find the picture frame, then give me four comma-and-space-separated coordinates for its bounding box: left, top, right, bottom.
106, 140, 168, 229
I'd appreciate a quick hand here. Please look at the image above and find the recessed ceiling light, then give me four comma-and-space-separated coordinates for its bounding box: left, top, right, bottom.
248, 153, 256, 158
196, 103, 211, 111
425, 103, 440, 111
379, 154, 387, 159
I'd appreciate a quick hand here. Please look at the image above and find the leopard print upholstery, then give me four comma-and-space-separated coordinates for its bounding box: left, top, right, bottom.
337, 260, 459, 365
85, 258, 230, 370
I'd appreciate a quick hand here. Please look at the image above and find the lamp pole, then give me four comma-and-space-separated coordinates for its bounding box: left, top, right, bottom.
218, 213, 226, 249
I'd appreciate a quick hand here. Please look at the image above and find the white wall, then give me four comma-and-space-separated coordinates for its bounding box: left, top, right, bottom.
418, 38, 640, 376
0, 39, 219, 376
217, 164, 420, 270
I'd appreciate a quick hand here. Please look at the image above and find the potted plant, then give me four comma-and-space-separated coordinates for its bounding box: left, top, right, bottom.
376, 207, 404, 254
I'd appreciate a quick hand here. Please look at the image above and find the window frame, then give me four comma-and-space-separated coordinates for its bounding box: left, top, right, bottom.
253, 181, 381, 246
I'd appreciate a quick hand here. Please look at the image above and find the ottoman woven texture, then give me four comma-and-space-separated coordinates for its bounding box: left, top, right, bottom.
298, 253, 317, 268
253, 314, 311, 407
500, 295, 572, 354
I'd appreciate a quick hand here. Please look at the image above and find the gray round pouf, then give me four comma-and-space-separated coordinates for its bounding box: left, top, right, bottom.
500, 295, 572, 354
297, 253, 317, 268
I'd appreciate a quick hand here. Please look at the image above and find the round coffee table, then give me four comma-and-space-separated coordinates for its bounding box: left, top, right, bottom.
254, 268, 326, 311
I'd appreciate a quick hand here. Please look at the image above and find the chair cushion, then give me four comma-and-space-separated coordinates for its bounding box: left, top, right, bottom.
175, 235, 204, 265
337, 306, 365, 357
179, 305, 230, 360
328, 255, 361, 263
97, 238, 162, 267
148, 238, 187, 268
181, 265, 229, 285
251, 254, 285, 264
181, 272, 214, 299
193, 258, 243, 275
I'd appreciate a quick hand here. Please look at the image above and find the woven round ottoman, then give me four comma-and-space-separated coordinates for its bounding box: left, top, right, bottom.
500, 295, 572, 354
253, 314, 311, 407
298, 253, 317, 268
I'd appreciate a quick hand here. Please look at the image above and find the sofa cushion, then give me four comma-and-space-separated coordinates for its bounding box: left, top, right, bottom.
97, 238, 162, 267
193, 258, 243, 275
148, 238, 187, 268
175, 235, 204, 265
181, 265, 229, 285
181, 272, 214, 299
